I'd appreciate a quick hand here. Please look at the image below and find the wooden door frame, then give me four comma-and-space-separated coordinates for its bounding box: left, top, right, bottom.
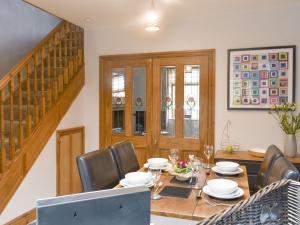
99, 49, 215, 153
56, 126, 85, 196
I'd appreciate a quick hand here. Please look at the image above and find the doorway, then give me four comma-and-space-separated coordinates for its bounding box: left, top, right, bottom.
56, 127, 85, 196
100, 50, 215, 165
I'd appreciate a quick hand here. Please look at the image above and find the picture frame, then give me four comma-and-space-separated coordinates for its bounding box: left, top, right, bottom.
227, 45, 296, 110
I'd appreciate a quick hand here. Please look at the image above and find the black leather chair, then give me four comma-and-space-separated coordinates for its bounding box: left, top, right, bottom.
266, 157, 300, 185
255, 145, 284, 191
109, 141, 140, 179
76, 149, 120, 192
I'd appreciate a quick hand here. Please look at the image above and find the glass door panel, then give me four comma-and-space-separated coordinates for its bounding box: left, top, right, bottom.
132, 67, 147, 136
112, 68, 125, 134
160, 66, 176, 137
184, 65, 200, 138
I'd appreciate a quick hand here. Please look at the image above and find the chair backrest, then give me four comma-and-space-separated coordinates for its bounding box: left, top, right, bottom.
76, 149, 120, 192
255, 145, 284, 190
109, 141, 140, 179
266, 157, 300, 185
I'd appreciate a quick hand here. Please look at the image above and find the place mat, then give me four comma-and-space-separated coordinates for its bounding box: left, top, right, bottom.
159, 186, 192, 198
170, 176, 196, 185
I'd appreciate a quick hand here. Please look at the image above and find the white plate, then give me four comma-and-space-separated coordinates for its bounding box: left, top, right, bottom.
203, 185, 244, 199
119, 178, 154, 188
144, 162, 172, 171
212, 166, 243, 175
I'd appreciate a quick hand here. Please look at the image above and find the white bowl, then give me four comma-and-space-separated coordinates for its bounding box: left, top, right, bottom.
147, 158, 168, 168
207, 179, 238, 195
125, 172, 152, 186
216, 161, 239, 172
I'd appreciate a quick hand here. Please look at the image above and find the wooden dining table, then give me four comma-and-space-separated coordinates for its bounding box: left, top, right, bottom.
115, 165, 250, 221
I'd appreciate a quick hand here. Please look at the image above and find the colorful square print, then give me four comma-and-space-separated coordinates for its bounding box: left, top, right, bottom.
279, 97, 288, 104
260, 79, 268, 88
233, 80, 241, 88
260, 71, 269, 79
251, 54, 259, 62
250, 71, 260, 79
242, 80, 250, 87
279, 88, 288, 96
269, 53, 278, 61
270, 70, 278, 78
270, 61, 279, 70
233, 56, 242, 63
233, 72, 240, 79
241, 54, 250, 62
270, 96, 279, 105
260, 97, 269, 104
251, 97, 260, 105
279, 79, 288, 87
241, 71, 250, 79
279, 52, 288, 61
251, 88, 259, 96
279, 61, 288, 69
233, 96, 242, 105
251, 80, 259, 88
270, 88, 279, 96
269, 79, 279, 88
242, 97, 251, 104
279, 70, 288, 79
260, 54, 268, 61
233, 88, 241, 96
233, 63, 241, 72
251, 63, 259, 70
242, 88, 249, 96
259, 62, 269, 70
260, 88, 269, 96
241, 63, 250, 71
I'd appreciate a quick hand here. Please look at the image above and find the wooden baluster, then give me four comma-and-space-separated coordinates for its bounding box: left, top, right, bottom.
33, 54, 39, 125
18, 72, 23, 148
58, 29, 64, 93
9, 79, 15, 160
47, 40, 52, 108
53, 34, 58, 100
0, 90, 6, 173
69, 24, 74, 79
26, 64, 32, 136
64, 23, 69, 85
74, 26, 78, 73
40, 47, 46, 117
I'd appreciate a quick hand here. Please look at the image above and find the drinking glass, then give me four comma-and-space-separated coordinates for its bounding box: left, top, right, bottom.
204, 145, 213, 169
169, 149, 179, 166
149, 168, 162, 200
191, 158, 202, 189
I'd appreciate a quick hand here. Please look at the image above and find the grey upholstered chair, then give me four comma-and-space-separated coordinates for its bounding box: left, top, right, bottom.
109, 141, 140, 179
265, 157, 299, 185
255, 145, 284, 191
76, 149, 120, 192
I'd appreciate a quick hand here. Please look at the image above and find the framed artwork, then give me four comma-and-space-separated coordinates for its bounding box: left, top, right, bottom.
227, 46, 296, 110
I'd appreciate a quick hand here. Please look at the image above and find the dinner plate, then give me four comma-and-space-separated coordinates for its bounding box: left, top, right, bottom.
119, 178, 154, 188
212, 166, 243, 175
144, 162, 172, 171
203, 185, 244, 199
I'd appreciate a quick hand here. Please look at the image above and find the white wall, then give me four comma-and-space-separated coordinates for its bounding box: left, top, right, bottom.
0, 0, 60, 77
0, 90, 85, 224
84, 1, 300, 153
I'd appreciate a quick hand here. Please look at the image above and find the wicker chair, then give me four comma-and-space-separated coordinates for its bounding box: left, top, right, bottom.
198, 179, 300, 225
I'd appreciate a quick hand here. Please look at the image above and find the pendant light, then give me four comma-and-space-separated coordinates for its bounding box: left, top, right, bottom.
145, 0, 160, 32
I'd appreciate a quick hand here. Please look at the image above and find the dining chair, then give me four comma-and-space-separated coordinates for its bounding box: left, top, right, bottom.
76, 149, 120, 192
109, 140, 140, 179
265, 157, 299, 185
254, 145, 284, 191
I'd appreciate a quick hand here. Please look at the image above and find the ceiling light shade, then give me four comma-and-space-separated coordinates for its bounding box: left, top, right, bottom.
145, 24, 160, 32
147, 10, 159, 23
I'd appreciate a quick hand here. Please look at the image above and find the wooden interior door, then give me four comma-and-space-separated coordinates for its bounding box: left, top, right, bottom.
57, 127, 84, 196
152, 54, 214, 161
100, 57, 152, 166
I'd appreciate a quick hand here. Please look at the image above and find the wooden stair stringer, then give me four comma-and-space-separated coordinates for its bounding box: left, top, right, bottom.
0, 65, 84, 213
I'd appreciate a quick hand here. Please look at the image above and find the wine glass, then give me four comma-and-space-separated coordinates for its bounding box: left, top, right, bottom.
204, 145, 213, 169
191, 158, 202, 189
169, 149, 179, 166
149, 168, 162, 200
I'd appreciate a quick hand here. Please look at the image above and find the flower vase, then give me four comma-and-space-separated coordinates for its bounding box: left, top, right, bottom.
284, 134, 297, 157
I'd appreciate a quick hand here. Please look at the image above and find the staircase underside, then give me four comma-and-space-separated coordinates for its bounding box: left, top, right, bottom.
0, 65, 84, 213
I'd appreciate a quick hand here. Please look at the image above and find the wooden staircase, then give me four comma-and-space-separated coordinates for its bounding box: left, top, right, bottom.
0, 21, 84, 213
